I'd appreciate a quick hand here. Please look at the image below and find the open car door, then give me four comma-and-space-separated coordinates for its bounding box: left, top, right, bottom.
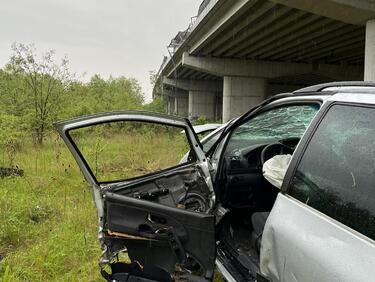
55, 111, 216, 282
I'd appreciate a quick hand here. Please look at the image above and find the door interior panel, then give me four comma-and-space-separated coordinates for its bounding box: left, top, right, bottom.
104, 192, 216, 279
111, 166, 209, 211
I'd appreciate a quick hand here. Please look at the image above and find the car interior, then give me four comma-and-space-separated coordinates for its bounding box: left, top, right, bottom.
211, 103, 320, 280
215, 138, 299, 280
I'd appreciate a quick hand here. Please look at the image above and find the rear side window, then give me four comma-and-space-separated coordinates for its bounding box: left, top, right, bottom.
288, 104, 375, 240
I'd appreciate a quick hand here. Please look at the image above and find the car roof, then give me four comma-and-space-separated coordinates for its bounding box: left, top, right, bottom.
293, 81, 375, 93
291, 82, 375, 105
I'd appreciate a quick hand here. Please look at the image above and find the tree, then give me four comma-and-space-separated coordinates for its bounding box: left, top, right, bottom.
0, 113, 24, 167
149, 70, 163, 99
147, 70, 166, 113
86, 75, 144, 112
9, 43, 73, 144
0, 68, 28, 115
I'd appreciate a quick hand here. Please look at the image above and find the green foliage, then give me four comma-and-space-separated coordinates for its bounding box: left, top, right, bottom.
0, 44, 156, 147
143, 96, 166, 113
62, 75, 145, 118
0, 69, 29, 116
0, 135, 222, 281
8, 43, 73, 144
0, 113, 24, 145
194, 116, 208, 125
0, 137, 101, 281
149, 70, 163, 98
1, 265, 11, 282
0, 44, 226, 281
70, 123, 188, 181
0, 113, 27, 167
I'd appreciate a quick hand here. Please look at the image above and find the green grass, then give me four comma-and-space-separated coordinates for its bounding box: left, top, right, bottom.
0, 133, 223, 281
0, 135, 102, 281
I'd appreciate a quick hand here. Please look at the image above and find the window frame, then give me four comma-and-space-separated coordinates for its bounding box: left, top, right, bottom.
66, 118, 201, 185
214, 98, 323, 186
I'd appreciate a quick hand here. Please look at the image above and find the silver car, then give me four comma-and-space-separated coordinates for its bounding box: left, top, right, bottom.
56, 82, 375, 282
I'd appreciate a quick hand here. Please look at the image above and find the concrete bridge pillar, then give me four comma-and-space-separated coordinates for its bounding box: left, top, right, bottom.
365, 19, 375, 81
215, 94, 223, 121
223, 76, 267, 122
165, 90, 188, 117
163, 77, 222, 119
167, 96, 175, 115
175, 95, 188, 117
188, 91, 217, 120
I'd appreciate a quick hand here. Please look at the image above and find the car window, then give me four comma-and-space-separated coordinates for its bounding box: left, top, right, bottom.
202, 128, 223, 152
288, 104, 375, 240
69, 121, 193, 183
225, 104, 319, 153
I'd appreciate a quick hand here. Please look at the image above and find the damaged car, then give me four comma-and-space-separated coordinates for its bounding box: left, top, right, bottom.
56, 82, 375, 282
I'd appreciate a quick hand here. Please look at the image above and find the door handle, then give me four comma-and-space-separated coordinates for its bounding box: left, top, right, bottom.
147, 213, 167, 225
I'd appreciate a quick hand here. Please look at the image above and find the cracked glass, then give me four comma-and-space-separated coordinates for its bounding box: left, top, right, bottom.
289, 104, 375, 240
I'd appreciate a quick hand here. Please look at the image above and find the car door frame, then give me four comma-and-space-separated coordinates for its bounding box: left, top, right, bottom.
55, 111, 215, 218
211, 96, 325, 194
55, 111, 218, 280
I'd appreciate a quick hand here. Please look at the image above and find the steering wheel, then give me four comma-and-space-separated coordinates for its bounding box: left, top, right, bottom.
260, 142, 294, 166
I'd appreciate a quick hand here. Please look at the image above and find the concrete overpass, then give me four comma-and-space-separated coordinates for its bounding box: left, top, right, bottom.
155, 0, 375, 122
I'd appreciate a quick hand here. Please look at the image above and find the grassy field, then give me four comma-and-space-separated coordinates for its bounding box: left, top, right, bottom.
0, 132, 222, 281
0, 134, 102, 281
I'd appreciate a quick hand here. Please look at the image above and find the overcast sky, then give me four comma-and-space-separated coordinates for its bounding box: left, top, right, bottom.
0, 0, 201, 102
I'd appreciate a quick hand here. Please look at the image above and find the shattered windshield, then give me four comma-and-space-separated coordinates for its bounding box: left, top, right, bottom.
231, 104, 319, 142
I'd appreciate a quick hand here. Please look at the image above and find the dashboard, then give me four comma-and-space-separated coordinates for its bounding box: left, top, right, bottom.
220, 139, 299, 209
226, 138, 300, 174
227, 144, 265, 174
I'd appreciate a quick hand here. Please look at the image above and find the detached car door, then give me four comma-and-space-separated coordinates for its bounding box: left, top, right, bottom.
55, 111, 216, 282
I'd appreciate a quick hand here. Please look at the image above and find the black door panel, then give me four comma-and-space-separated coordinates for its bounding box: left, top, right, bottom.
111, 166, 209, 211
105, 192, 216, 280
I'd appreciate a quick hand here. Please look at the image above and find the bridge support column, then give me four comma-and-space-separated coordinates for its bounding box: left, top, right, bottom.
165, 90, 188, 117
223, 76, 266, 122
175, 95, 188, 117
365, 19, 375, 81
167, 96, 175, 115
188, 91, 216, 120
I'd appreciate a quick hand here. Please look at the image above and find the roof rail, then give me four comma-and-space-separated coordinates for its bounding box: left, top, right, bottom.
294, 81, 375, 93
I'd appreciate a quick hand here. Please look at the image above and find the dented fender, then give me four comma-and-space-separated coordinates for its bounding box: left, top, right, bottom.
260, 194, 375, 282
